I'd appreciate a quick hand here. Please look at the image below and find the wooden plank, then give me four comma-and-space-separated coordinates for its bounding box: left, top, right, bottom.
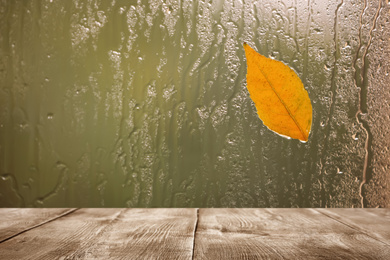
0, 208, 77, 242
315, 208, 390, 242
194, 208, 390, 260
0, 208, 197, 260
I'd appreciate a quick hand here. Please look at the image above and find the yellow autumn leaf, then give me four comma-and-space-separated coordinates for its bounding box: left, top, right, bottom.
243, 42, 312, 142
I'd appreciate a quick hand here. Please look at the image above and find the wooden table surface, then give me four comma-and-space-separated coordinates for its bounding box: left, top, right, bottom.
0, 208, 389, 259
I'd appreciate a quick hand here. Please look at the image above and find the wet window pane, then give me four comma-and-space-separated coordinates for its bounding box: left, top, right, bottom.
0, 0, 389, 207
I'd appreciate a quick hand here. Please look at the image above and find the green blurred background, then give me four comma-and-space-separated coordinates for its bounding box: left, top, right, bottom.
0, 0, 389, 207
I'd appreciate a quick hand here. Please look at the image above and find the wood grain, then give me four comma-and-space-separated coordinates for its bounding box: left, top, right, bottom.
0, 208, 389, 259
0, 208, 76, 243
193, 208, 390, 260
315, 208, 390, 242
0, 208, 197, 260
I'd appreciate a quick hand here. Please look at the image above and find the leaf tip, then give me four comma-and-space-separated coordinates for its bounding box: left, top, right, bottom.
300, 137, 309, 143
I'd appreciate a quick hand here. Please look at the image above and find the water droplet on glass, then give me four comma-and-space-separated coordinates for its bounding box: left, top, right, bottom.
270, 52, 279, 59
19, 123, 28, 130
47, 113, 54, 119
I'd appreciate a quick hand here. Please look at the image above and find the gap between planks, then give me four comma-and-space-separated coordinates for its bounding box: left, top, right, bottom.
0, 208, 79, 244
191, 208, 199, 260
314, 209, 390, 246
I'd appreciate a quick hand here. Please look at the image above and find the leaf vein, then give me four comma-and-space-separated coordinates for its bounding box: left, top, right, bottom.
256, 65, 307, 141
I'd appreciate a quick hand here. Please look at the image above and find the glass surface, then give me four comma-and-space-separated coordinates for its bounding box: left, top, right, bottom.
0, 0, 389, 207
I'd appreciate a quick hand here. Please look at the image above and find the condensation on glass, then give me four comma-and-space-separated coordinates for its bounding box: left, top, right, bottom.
0, 0, 389, 207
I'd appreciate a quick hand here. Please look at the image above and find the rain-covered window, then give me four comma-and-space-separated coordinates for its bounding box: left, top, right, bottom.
0, 0, 389, 208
